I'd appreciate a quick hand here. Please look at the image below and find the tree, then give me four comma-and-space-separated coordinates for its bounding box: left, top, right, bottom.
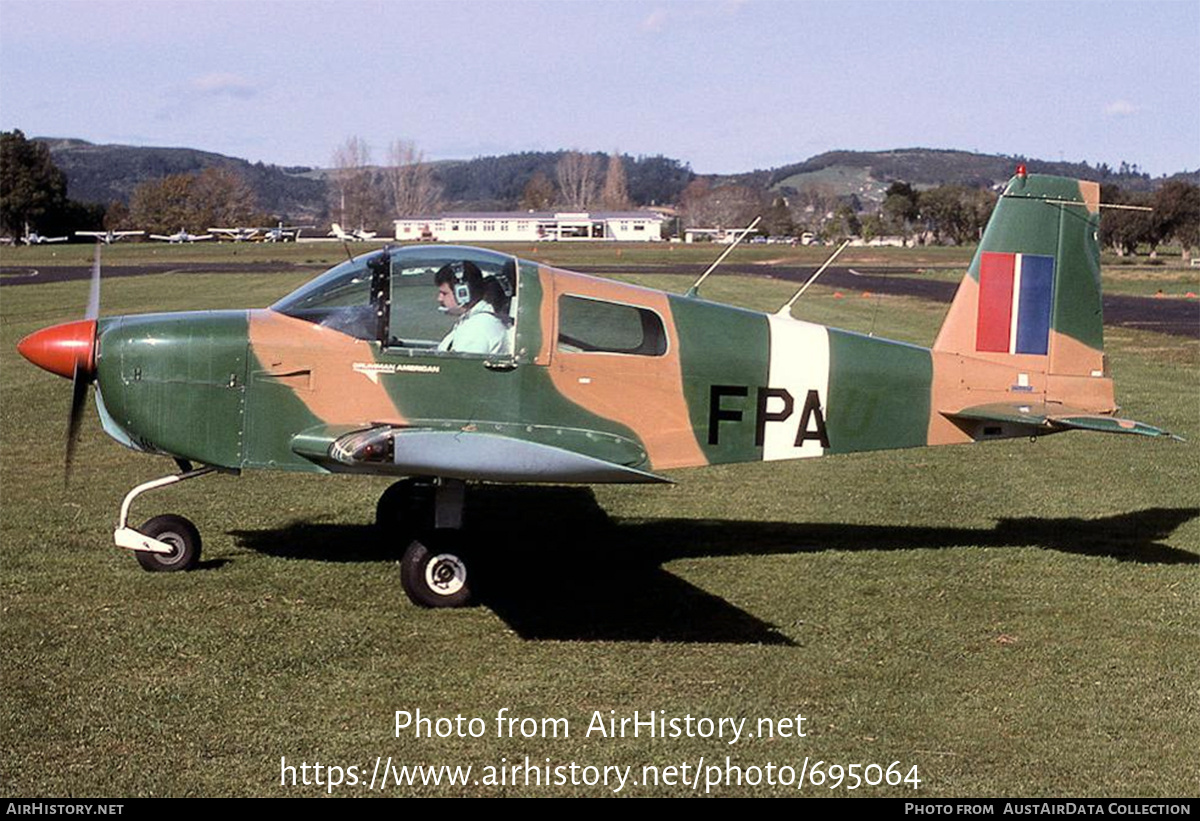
520, 172, 556, 211
917, 185, 995, 245
103, 200, 131, 230
1153, 181, 1200, 261
329, 136, 384, 230
761, 196, 795, 237
679, 179, 760, 229
556, 150, 601, 210
0, 129, 68, 236
127, 168, 259, 233
600, 152, 631, 210
191, 167, 260, 227
1099, 185, 1156, 256
824, 204, 861, 242
882, 181, 920, 241
129, 173, 196, 233
385, 139, 442, 217
859, 213, 886, 244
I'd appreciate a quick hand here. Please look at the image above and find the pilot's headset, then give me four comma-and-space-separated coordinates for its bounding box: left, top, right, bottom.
446, 261, 482, 307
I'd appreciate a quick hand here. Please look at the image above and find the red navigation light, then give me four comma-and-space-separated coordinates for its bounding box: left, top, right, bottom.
1016, 164, 1027, 178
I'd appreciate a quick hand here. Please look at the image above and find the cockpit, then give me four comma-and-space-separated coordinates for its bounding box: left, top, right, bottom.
271, 245, 518, 354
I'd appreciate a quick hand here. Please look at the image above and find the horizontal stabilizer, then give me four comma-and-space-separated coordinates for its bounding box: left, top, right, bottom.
948, 403, 1179, 440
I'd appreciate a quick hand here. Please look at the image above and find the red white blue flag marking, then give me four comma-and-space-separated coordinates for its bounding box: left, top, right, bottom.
976, 252, 1055, 355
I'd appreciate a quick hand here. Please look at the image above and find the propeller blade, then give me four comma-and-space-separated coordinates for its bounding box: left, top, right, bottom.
65, 359, 89, 485
67, 243, 102, 483
86, 242, 101, 320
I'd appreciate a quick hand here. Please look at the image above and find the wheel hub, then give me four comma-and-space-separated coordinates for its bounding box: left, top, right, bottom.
426, 554, 466, 596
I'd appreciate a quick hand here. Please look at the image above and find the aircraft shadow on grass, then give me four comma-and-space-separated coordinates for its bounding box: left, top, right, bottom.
229, 487, 1198, 645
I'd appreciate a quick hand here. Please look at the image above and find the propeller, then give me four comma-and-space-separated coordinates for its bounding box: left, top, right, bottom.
64, 244, 102, 483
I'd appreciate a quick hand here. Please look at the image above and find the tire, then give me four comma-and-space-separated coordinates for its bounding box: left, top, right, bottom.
134, 514, 201, 572
375, 478, 435, 541
399, 537, 473, 608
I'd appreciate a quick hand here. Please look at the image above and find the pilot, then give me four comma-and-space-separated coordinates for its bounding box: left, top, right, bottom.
434, 261, 511, 355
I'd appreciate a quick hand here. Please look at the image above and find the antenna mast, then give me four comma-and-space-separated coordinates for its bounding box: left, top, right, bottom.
685, 216, 761, 297
776, 239, 851, 316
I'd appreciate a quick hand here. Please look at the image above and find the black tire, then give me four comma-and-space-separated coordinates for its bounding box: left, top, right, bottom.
399, 537, 473, 608
375, 478, 435, 541
134, 514, 201, 572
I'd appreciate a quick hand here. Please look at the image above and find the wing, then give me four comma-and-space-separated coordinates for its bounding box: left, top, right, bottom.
289, 424, 671, 484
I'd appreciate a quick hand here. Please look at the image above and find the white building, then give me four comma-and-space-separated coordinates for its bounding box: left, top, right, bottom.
393, 211, 664, 243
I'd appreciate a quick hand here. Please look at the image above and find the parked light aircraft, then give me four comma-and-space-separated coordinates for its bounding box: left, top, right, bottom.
263, 222, 312, 242
329, 223, 378, 241
21, 229, 69, 245
75, 229, 146, 245
149, 229, 214, 243
209, 227, 261, 242
16, 171, 1175, 608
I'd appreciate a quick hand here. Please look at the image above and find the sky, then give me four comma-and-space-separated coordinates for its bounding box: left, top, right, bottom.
1, 0, 1197, 176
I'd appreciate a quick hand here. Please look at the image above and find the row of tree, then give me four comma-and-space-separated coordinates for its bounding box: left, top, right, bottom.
327, 139, 644, 230
677, 179, 999, 245
3, 128, 1196, 256
1100, 182, 1199, 258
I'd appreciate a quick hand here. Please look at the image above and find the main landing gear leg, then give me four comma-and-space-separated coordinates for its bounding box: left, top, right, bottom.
383, 478, 475, 608
113, 466, 218, 572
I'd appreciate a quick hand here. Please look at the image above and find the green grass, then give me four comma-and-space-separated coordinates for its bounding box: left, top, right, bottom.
1, 250, 1196, 797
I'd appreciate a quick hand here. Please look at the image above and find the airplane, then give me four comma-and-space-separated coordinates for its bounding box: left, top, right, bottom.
148, 228, 214, 243
329, 222, 378, 241
209, 227, 261, 242
75, 229, 146, 244
262, 222, 313, 242
20, 227, 69, 245
15, 170, 1176, 609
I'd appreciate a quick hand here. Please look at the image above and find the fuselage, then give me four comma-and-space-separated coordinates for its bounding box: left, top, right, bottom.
82, 247, 940, 477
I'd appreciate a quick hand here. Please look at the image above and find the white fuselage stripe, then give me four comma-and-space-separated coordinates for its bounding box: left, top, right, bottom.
764, 315, 830, 460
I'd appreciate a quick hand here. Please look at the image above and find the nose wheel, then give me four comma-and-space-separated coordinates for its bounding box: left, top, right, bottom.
113, 465, 217, 571
133, 514, 201, 572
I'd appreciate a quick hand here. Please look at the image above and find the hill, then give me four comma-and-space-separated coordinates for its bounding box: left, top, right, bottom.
36, 138, 1195, 218
716, 148, 1183, 208
39, 138, 327, 221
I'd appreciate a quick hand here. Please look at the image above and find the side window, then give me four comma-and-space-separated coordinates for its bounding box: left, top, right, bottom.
557, 295, 667, 356
386, 248, 517, 355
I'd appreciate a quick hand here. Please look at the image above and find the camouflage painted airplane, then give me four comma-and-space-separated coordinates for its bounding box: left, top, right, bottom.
16, 171, 1174, 607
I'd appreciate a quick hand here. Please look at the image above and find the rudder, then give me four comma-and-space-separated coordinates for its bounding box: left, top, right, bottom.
932, 171, 1114, 420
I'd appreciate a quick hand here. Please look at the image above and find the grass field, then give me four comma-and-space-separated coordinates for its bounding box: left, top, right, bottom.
1, 243, 1196, 797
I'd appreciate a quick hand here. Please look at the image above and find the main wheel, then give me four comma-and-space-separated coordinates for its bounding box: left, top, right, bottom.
375, 478, 435, 542
134, 514, 201, 572
399, 537, 473, 608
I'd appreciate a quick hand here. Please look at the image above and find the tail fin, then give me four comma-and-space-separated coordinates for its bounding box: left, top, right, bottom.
930, 172, 1173, 441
